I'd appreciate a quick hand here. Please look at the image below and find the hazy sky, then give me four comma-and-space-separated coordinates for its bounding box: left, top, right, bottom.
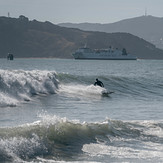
0, 0, 163, 24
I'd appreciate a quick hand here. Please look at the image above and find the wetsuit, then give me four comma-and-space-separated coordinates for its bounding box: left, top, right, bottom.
94, 79, 104, 87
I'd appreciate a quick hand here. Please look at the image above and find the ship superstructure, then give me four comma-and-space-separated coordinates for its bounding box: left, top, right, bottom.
72, 47, 137, 60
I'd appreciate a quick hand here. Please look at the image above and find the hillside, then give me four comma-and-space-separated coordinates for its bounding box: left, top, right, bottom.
0, 16, 163, 59
59, 15, 163, 50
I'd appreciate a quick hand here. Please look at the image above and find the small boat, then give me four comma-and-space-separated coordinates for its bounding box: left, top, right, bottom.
7, 53, 14, 60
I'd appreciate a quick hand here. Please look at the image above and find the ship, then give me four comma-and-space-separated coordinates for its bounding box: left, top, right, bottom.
72, 47, 137, 60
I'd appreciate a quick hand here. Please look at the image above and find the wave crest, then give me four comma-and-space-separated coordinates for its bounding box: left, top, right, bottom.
0, 70, 59, 107
0, 115, 162, 162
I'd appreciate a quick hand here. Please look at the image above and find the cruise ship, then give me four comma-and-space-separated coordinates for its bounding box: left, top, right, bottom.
72, 47, 137, 60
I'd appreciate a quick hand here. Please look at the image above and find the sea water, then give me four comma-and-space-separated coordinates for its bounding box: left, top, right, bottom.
0, 58, 162, 163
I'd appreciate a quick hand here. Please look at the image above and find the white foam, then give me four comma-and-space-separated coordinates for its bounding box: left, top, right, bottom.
134, 120, 163, 138
59, 84, 107, 97
82, 142, 163, 161
0, 133, 43, 162
0, 92, 18, 107
0, 70, 59, 106
37, 157, 101, 163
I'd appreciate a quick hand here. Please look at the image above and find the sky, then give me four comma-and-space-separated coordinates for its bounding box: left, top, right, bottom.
0, 0, 163, 24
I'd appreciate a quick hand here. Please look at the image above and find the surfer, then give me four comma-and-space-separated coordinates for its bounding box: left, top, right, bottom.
94, 78, 104, 87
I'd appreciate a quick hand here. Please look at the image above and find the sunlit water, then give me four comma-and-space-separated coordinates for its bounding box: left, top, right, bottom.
0, 58, 163, 162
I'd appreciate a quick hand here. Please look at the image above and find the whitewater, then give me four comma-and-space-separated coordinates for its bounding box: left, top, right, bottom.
0, 58, 163, 163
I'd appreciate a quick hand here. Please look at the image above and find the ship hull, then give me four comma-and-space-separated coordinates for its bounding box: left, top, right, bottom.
72, 53, 137, 60
74, 58, 137, 60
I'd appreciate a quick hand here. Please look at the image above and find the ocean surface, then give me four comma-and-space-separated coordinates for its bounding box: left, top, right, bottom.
0, 58, 162, 163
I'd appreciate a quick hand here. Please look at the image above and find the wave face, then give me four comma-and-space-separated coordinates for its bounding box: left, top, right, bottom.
0, 70, 59, 107
0, 68, 162, 107
0, 68, 162, 109
0, 115, 163, 162
57, 72, 163, 100
0, 70, 112, 107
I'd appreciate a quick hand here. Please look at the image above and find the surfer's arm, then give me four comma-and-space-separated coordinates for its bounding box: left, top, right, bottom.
101, 82, 104, 87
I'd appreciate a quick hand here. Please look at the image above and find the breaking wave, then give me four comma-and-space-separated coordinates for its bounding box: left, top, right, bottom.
0, 69, 162, 107
0, 115, 163, 162
0, 70, 59, 107
0, 70, 109, 107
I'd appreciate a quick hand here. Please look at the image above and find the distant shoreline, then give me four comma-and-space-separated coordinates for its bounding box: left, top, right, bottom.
1, 16, 163, 59
1, 57, 163, 60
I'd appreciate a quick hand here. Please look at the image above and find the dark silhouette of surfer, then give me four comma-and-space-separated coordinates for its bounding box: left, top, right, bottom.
94, 78, 104, 87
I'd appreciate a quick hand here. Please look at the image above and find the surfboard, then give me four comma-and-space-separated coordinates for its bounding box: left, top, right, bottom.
102, 90, 114, 96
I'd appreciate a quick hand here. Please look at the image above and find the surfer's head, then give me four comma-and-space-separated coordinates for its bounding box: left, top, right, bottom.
96, 78, 98, 81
